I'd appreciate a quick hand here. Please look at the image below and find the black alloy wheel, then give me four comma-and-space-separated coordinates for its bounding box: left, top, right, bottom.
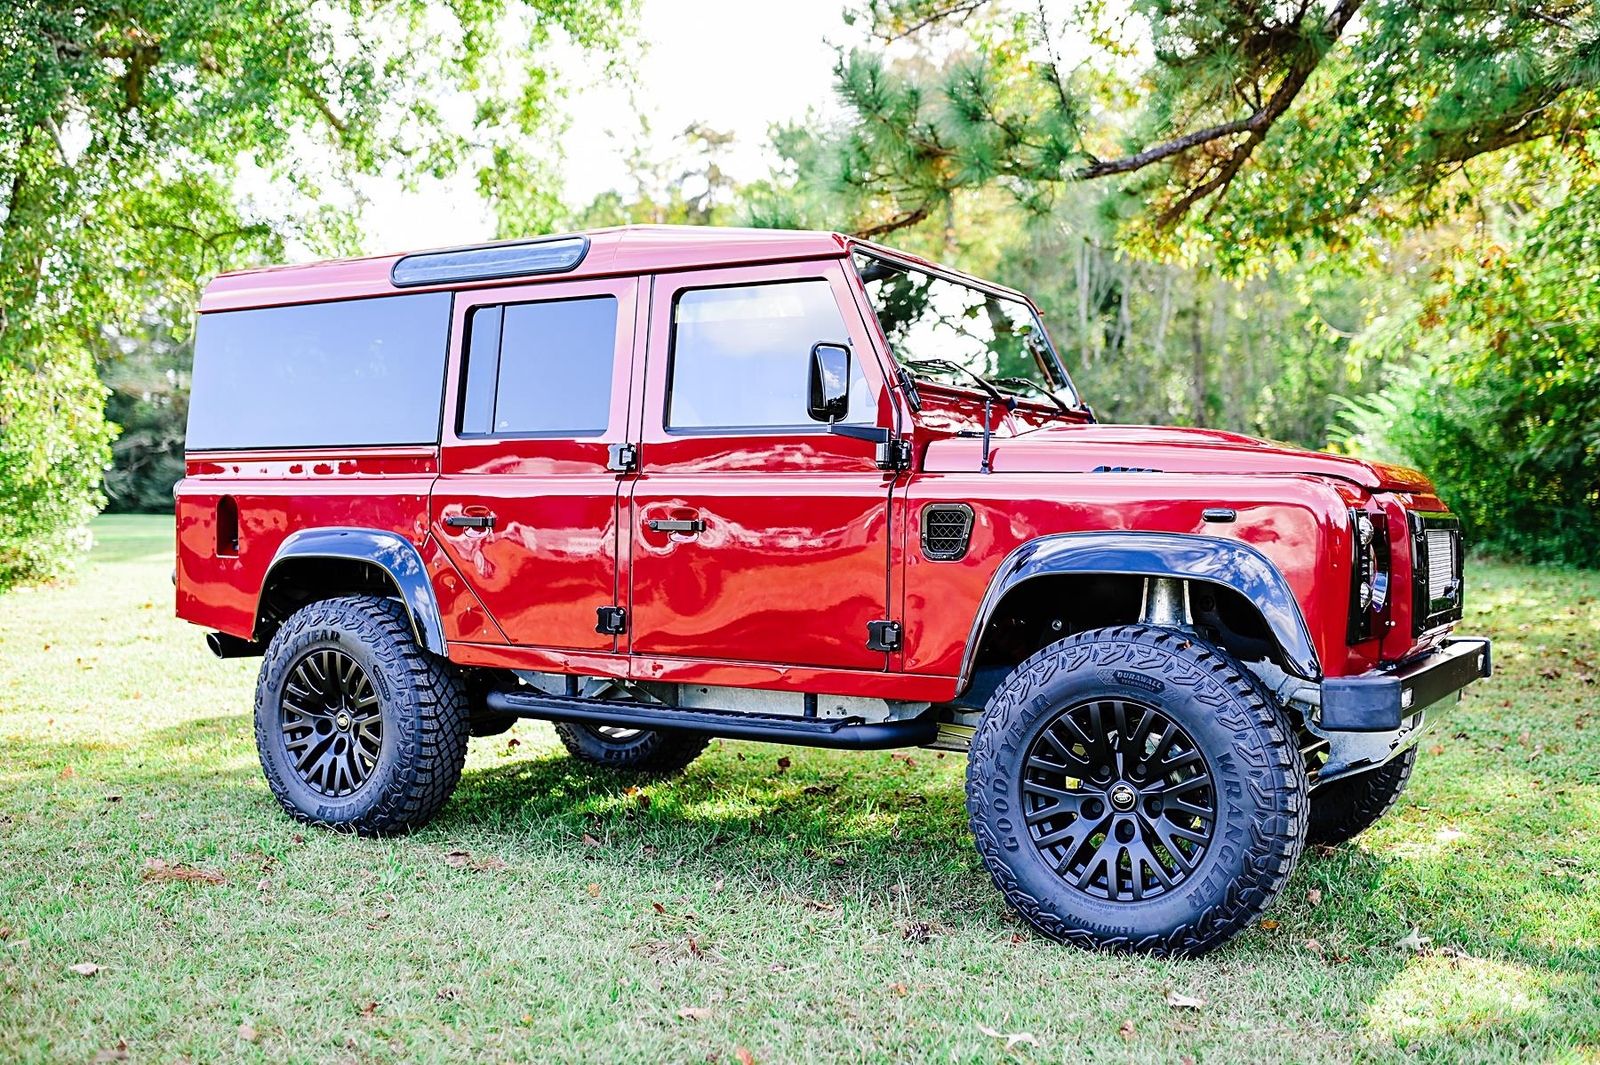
280, 648, 384, 798
966, 624, 1307, 955
1021, 698, 1215, 902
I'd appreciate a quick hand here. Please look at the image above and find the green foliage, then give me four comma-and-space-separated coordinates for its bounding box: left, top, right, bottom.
1338, 172, 1600, 567
0, 0, 634, 583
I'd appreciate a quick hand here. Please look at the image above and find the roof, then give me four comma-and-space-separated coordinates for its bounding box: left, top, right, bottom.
199, 225, 854, 313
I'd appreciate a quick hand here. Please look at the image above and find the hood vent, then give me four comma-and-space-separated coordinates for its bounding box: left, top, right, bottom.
922, 504, 974, 561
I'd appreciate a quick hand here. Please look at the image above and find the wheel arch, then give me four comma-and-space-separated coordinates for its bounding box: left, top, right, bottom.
257, 527, 447, 655
956, 531, 1321, 695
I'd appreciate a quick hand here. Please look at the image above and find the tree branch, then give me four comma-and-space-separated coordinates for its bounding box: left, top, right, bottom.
877, 1, 992, 44
852, 203, 932, 238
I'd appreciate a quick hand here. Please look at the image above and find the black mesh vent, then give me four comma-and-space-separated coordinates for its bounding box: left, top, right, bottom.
922, 504, 974, 561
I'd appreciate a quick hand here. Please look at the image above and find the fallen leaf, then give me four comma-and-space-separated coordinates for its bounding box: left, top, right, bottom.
91, 1046, 128, 1063
436, 986, 462, 1001
581, 833, 601, 848
358, 1000, 379, 1019
58, 765, 74, 780
1306, 888, 1323, 907
1164, 988, 1205, 1010
735, 1048, 755, 1065
676, 1006, 712, 1021
1305, 938, 1324, 955
444, 849, 472, 868
142, 858, 226, 886
652, 902, 668, 915
1428, 744, 1445, 756
802, 783, 838, 795
1119, 1019, 1136, 1041
1395, 927, 1432, 953
977, 1023, 1039, 1050
68, 962, 100, 976
238, 1024, 258, 1043
586, 882, 601, 898
1259, 919, 1280, 930
506, 737, 520, 747
0, 927, 9, 940
888, 982, 908, 997
103, 794, 121, 803
776, 757, 791, 772
901, 920, 932, 943
804, 899, 835, 913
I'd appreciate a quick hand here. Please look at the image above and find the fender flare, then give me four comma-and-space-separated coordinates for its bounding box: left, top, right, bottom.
260, 527, 447, 655
957, 531, 1322, 687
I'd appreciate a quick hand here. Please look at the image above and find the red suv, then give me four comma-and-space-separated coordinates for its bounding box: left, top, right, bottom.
176, 225, 1489, 954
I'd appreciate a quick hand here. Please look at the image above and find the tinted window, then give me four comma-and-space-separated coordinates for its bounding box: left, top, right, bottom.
667, 280, 872, 429
853, 254, 1079, 408
187, 292, 451, 450
458, 296, 617, 436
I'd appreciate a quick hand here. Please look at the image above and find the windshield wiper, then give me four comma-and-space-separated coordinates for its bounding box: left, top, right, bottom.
900, 359, 1014, 408
992, 376, 1071, 414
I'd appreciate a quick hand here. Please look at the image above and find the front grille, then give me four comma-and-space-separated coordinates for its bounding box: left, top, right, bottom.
921, 504, 974, 561
1425, 529, 1456, 602
1410, 513, 1464, 634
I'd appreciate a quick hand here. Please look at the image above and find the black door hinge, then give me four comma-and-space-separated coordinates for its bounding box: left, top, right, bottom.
866, 620, 902, 652
595, 606, 627, 635
877, 438, 913, 472
606, 443, 638, 472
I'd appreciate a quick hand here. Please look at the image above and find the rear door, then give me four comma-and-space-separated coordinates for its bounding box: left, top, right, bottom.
626, 259, 897, 671
432, 276, 639, 650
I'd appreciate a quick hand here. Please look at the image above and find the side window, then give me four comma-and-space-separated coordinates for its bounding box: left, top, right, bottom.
458, 295, 617, 436
667, 279, 873, 430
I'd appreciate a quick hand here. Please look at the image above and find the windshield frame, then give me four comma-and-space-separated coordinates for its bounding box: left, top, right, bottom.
847, 245, 1085, 413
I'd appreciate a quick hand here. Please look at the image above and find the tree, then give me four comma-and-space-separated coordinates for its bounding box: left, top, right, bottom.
0, 0, 633, 586
788, 1, 1598, 258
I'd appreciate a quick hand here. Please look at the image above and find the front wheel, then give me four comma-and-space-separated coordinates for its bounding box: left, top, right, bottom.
254, 595, 470, 836
966, 624, 1307, 956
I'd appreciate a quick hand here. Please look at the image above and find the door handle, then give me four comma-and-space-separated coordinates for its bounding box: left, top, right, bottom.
445, 513, 496, 530
647, 518, 705, 534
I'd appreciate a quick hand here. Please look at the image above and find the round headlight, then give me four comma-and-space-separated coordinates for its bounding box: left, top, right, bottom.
1356, 513, 1374, 547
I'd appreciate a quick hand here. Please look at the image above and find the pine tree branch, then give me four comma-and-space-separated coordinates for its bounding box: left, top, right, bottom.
852, 203, 932, 238
876, 1, 992, 44
1075, 0, 1365, 213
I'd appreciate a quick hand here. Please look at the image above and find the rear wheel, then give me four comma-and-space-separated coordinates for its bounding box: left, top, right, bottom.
1307, 746, 1417, 846
554, 722, 709, 776
254, 595, 469, 835
966, 624, 1307, 956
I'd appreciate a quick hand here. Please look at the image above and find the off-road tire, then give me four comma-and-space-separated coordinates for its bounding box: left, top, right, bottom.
1307, 746, 1417, 846
255, 595, 470, 835
554, 722, 709, 776
966, 624, 1308, 956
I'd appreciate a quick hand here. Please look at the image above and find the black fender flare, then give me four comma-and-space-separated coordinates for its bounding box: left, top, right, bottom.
957, 531, 1322, 688
260, 527, 447, 655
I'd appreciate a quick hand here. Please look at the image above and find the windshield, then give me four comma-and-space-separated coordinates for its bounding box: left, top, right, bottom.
852, 252, 1080, 410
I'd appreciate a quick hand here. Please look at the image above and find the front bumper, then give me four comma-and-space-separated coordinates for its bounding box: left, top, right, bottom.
1311, 637, 1492, 782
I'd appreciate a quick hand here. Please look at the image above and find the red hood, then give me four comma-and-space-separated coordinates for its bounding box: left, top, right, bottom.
923, 424, 1433, 492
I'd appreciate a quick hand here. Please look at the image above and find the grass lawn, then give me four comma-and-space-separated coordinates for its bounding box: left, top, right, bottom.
1, 513, 1598, 1064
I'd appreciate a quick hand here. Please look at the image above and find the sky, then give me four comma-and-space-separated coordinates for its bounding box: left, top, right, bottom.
356, 0, 858, 255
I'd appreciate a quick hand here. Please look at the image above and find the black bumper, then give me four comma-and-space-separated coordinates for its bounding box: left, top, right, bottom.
1321, 637, 1492, 733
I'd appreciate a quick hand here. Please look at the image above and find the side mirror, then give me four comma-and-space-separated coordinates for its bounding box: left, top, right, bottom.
807, 342, 851, 423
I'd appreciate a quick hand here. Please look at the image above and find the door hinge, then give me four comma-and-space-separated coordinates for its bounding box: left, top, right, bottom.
606, 443, 638, 472
595, 606, 627, 635
866, 620, 902, 653
877, 438, 913, 472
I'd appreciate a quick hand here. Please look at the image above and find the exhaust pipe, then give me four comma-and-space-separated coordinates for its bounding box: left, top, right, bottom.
206, 632, 265, 659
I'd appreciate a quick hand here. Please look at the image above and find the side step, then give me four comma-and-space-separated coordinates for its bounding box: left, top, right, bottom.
483, 690, 937, 751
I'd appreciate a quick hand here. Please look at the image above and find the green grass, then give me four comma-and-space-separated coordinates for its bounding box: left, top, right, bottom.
1, 514, 1597, 1064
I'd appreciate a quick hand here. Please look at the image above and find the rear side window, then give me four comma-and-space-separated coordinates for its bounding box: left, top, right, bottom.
187, 292, 451, 450
458, 296, 617, 436
667, 279, 872, 430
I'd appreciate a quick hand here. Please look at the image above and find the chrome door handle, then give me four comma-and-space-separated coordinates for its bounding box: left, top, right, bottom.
445, 513, 495, 530
647, 518, 705, 534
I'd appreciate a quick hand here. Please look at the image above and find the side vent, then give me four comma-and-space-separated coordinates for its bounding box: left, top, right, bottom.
921, 503, 974, 561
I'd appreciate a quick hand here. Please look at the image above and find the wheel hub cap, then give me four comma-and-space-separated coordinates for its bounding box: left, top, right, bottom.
1019, 697, 1217, 902
279, 649, 382, 799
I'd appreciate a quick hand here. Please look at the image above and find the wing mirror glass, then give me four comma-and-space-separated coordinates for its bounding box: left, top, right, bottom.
807, 342, 851, 423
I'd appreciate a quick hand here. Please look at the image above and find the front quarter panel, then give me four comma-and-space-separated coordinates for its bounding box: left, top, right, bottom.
902, 473, 1362, 681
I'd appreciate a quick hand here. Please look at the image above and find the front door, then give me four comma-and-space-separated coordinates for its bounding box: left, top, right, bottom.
432, 276, 639, 650
627, 260, 896, 671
